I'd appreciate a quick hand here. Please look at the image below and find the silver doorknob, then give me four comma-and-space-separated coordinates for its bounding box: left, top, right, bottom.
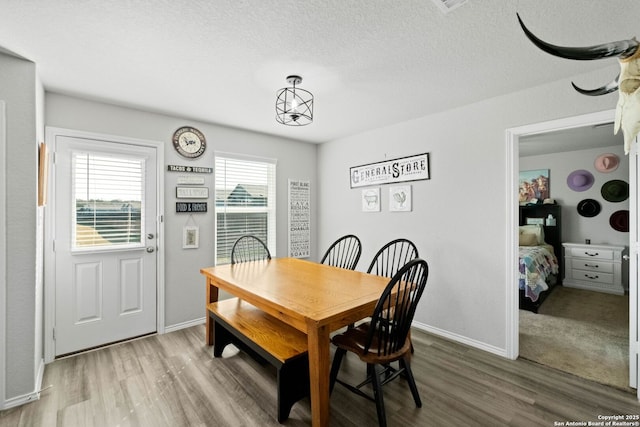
623, 254, 631, 261
146, 247, 155, 253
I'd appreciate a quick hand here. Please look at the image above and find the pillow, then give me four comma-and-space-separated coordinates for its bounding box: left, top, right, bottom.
519, 232, 538, 246
519, 224, 545, 244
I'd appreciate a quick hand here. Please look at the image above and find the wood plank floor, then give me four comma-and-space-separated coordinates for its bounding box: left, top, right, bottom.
2, 325, 639, 426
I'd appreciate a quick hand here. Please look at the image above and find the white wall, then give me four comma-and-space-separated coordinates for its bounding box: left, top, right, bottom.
45, 93, 318, 328
317, 65, 621, 353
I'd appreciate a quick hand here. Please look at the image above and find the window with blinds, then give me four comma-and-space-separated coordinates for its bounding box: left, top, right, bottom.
215, 154, 276, 264
72, 152, 145, 250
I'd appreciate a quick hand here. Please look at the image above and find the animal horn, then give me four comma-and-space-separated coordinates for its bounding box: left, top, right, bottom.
517, 13, 639, 60
571, 74, 620, 96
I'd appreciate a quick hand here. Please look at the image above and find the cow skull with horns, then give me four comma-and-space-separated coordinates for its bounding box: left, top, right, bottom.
517, 13, 640, 154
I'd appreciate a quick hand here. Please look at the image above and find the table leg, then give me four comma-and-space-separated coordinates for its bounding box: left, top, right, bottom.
307, 322, 330, 427
205, 279, 219, 346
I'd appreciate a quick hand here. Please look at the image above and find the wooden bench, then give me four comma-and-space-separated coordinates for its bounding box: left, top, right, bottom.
207, 298, 309, 422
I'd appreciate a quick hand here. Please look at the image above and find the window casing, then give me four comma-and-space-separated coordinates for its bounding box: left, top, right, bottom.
215, 154, 276, 264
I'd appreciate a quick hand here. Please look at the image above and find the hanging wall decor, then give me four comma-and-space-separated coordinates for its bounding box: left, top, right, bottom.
517, 14, 640, 154
350, 153, 429, 188
601, 180, 629, 202
519, 169, 549, 203
566, 170, 594, 192
167, 165, 213, 173
610, 210, 629, 232
177, 175, 205, 185
577, 199, 601, 218
594, 153, 619, 173
288, 179, 310, 258
389, 185, 412, 212
182, 225, 199, 249
176, 187, 209, 199
362, 188, 381, 212
176, 202, 207, 213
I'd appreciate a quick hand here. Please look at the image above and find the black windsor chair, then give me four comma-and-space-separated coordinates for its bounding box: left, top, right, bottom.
366, 238, 420, 351
366, 238, 419, 277
231, 235, 272, 264
320, 234, 362, 270
329, 258, 429, 427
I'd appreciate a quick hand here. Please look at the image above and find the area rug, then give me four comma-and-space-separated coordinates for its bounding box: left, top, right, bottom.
519, 286, 631, 391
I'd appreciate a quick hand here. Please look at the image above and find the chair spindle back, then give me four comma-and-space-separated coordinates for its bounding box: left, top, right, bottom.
320, 234, 362, 270
366, 238, 419, 278
231, 235, 272, 264
365, 258, 429, 356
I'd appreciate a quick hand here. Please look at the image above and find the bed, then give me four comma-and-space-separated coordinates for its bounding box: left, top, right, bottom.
519, 243, 558, 303
518, 205, 562, 312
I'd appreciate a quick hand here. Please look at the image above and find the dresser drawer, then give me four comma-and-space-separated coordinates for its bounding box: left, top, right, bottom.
567, 268, 614, 285
569, 247, 616, 260
562, 243, 626, 295
565, 258, 614, 274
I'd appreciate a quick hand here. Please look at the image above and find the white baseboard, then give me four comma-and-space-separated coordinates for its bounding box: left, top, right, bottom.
164, 317, 206, 334
412, 320, 508, 358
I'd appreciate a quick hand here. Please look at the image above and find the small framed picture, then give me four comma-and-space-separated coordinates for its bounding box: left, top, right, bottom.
389, 185, 412, 212
519, 169, 549, 204
177, 175, 205, 185
183, 225, 199, 249
176, 186, 209, 199
362, 188, 380, 212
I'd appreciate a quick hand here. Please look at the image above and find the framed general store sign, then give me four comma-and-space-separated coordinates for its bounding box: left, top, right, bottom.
349, 152, 430, 188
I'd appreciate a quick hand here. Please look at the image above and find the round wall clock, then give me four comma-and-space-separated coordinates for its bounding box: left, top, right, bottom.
172, 126, 206, 159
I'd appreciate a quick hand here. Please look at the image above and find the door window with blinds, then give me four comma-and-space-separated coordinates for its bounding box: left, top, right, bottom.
72, 151, 145, 250
215, 154, 276, 264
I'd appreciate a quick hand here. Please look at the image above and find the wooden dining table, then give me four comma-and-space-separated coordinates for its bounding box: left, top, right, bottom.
201, 257, 390, 427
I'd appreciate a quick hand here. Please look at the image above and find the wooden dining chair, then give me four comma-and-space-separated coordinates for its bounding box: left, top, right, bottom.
231, 235, 271, 264
329, 258, 429, 427
320, 234, 362, 270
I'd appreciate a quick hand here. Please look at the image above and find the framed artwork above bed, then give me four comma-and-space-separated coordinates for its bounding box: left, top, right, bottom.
519, 169, 550, 204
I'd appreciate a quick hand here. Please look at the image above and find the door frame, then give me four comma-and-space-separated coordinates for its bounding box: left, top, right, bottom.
44, 127, 165, 363
505, 109, 632, 359
0, 101, 6, 406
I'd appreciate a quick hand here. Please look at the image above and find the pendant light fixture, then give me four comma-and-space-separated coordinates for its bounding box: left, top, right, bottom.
275, 75, 313, 126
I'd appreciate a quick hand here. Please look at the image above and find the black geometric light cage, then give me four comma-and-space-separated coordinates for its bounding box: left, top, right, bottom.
275, 75, 313, 126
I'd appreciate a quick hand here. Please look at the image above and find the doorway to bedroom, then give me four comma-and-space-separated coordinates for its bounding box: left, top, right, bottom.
508, 110, 636, 392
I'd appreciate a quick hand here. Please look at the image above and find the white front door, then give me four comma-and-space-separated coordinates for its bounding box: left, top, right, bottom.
51, 134, 158, 356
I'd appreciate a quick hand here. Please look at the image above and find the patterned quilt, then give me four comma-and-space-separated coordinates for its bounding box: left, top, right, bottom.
519, 245, 559, 302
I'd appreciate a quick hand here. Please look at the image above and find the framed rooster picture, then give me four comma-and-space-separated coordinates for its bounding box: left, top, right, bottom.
389, 185, 412, 212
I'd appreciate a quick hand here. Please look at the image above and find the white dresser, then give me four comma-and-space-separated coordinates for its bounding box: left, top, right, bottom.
562, 243, 625, 295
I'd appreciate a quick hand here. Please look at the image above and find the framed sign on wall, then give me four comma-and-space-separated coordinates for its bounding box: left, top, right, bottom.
288, 179, 310, 258
176, 187, 209, 199
350, 153, 430, 188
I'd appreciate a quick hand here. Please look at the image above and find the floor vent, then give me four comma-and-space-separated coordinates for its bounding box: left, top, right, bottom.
431, 0, 468, 14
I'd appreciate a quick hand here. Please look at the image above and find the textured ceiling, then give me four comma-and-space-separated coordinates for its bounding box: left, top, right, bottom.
0, 0, 638, 144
